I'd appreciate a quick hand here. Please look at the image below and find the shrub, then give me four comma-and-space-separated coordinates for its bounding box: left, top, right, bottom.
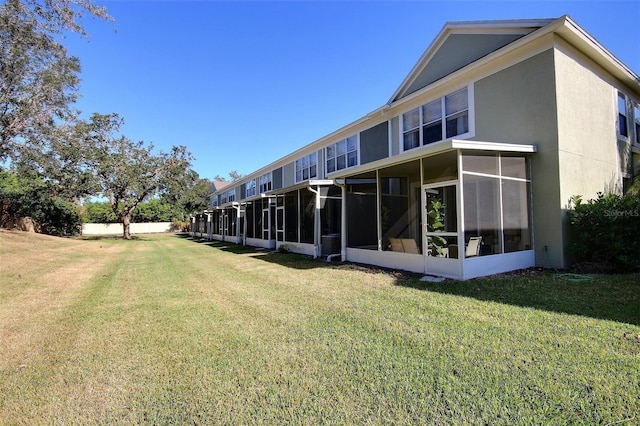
567, 193, 640, 272
1, 170, 82, 236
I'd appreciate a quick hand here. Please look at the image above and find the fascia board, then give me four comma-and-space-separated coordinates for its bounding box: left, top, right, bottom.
326, 139, 537, 179
387, 21, 451, 105
450, 140, 537, 152
387, 18, 566, 111
221, 105, 391, 196
555, 16, 640, 96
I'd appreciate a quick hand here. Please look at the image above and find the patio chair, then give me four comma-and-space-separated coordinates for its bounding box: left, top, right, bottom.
466, 236, 482, 257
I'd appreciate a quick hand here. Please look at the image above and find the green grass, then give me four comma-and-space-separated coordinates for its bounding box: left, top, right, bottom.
1, 231, 639, 424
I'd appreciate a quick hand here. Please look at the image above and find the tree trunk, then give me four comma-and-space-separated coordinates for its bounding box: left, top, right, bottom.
122, 214, 131, 240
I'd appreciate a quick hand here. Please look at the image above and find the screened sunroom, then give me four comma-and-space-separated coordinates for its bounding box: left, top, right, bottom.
338, 141, 535, 279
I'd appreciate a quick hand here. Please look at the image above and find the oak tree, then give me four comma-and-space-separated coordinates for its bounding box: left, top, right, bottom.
0, 0, 110, 159
85, 113, 193, 239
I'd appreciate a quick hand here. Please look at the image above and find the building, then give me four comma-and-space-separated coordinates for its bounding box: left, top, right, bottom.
193, 16, 640, 279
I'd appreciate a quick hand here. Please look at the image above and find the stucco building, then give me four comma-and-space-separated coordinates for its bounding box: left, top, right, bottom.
192, 16, 640, 279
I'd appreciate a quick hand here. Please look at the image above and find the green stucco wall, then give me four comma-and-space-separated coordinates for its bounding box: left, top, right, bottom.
474, 49, 563, 267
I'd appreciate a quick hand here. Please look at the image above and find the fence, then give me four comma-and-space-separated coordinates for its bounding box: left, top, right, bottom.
82, 222, 175, 235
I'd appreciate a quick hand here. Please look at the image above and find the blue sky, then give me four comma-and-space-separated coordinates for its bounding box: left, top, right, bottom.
65, 1, 640, 180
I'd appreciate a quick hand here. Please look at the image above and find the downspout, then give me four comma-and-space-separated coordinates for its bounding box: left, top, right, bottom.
308, 185, 321, 259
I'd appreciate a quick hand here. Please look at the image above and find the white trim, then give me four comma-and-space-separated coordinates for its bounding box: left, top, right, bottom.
388, 118, 393, 158
399, 85, 475, 154
345, 248, 425, 274
209, 16, 638, 202
389, 18, 556, 103
463, 250, 535, 280
423, 181, 462, 279
328, 139, 537, 179
324, 134, 359, 176
308, 179, 335, 186
294, 151, 319, 184
245, 237, 274, 250
462, 171, 531, 183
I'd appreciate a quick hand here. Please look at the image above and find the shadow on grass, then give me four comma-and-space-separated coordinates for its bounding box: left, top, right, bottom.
400, 271, 640, 326
181, 235, 640, 326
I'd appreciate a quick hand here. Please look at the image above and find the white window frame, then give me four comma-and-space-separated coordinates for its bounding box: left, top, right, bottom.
295, 152, 318, 183
401, 85, 473, 152
618, 92, 629, 139
246, 179, 256, 198
325, 135, 359, 175
259, 172, 272, 194
633, 102, 640, 146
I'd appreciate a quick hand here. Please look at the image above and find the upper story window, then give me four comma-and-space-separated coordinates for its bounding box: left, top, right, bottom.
402, 87, 470, 151
246, 179, 256, 198
227, 188, 235, 203
259, 172, 272, 193
326, 135, 358, 174
295, 152, 317, 183
618, 92, 629, 138
634, 103, 640, 145
220, 191, 228, 205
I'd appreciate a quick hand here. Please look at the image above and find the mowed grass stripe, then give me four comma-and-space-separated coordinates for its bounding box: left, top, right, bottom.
1, 232, 638, 424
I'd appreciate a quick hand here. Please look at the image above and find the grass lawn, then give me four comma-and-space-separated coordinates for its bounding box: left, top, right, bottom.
1, 230, 638, 424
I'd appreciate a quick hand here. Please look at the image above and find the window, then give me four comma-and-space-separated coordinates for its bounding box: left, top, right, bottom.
402, 87, 470, 151
259, 173, 272, 193
445, 88, 469, 138
634, 103, 640, 145
618, 92, 629, 138
326, 136, 359, 174
220, 189, 235, 205
246, 179, 256, 198
295, 152, 317, 183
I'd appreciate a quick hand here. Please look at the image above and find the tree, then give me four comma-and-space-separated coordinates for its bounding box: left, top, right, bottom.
83, 200, 116, 223
175, 176, 212, 217
85, 113, 193, 239
13, 121, 98, 201
0, 0, 111, 160
0, 167, 82, 235
213, 170, 244, 182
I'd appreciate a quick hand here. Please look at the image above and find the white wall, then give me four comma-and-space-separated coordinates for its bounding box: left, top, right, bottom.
82, 222, 175, 235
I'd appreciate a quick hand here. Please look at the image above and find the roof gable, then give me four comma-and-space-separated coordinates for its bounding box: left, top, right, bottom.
390, 19, 555, 102
211, 180, 231, 193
